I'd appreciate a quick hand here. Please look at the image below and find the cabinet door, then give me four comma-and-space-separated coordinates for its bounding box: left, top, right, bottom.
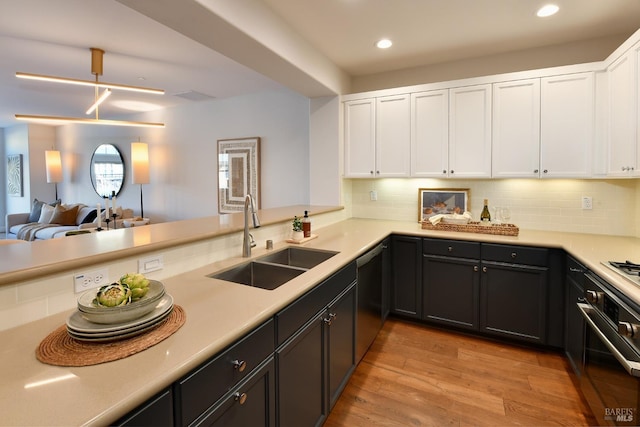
376, 95, 410, 177
277, 313, 326, 427
449, 84, 492, 178
411, 90, 449, 177
115, 388, 173, 427
541, 73, 594, 177
480, 262, 548, 344
390, 235, 422, 318
196, 359, 275, 427
381, 238, 391, 322
344, 99, 376, 178
328, 284, 356, 410
492, 79, 540, 178
607, 51, 637, 176
423, 255, 480, 330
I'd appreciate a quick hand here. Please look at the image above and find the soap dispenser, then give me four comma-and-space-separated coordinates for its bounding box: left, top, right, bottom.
302, 210, 311, 238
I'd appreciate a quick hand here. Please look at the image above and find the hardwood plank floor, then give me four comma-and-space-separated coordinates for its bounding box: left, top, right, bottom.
325, 318, 596, 427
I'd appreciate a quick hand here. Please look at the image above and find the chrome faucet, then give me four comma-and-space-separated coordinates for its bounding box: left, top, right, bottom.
242, 194, 261, 257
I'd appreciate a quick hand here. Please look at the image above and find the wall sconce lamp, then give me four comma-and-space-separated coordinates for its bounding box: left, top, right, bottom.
45, 150, 62, 200
131, 142, 150, 218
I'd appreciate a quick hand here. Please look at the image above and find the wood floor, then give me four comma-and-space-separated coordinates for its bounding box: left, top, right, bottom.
325, 318, 596, 427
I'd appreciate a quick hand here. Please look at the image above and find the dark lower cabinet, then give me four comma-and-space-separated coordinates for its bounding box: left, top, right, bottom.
565, 255, 586, 376
480, 261, 548, 343
114, 388, 173, 427
276, 282, 356, 427
194, 359, 275, 427
390, 235, 422, 318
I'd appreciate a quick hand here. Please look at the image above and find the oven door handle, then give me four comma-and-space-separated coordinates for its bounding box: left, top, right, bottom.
577, 302, 640, 377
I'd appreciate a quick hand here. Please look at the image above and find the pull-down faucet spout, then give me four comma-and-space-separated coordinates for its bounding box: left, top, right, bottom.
243, 194, 260, 257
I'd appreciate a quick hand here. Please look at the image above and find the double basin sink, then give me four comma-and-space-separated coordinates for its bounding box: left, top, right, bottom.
208, 247, 339, 290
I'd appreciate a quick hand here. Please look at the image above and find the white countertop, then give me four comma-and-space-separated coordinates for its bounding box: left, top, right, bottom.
3, 217, 640, 425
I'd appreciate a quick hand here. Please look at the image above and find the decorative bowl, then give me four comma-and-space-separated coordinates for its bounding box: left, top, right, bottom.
77, 279, 165, 315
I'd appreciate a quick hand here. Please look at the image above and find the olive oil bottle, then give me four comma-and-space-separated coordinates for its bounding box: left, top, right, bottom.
480, 199, 491, 222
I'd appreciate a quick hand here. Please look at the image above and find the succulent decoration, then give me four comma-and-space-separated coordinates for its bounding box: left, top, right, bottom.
292, 216, 303, 232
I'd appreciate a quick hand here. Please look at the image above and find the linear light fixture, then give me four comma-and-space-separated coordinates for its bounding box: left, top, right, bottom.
15, 72, 164, 95
15, 47, 165, 127
15, 114, 165, 128
86, 88, 111, 115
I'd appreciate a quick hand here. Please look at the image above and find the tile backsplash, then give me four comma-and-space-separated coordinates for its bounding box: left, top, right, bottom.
347, 178, 640, 237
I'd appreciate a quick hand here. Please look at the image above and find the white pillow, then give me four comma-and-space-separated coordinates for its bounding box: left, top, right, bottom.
38, 203, 55, 223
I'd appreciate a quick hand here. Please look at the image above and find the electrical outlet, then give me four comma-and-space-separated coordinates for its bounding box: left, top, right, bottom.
370, 190, 377, 201
139, 255, 164, 274
582, 196, 593, 210
74, 268, 109, 293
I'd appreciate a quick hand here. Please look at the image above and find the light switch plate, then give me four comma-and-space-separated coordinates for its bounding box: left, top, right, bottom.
139, 255, 164, 274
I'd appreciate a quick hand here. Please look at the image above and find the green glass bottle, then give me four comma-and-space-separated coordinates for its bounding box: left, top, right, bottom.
480, 199, 491, 222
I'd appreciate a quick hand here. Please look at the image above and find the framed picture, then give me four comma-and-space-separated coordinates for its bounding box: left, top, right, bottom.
418, 188, 469, 222
217, 137, 261, 213
7, 154, 23, 197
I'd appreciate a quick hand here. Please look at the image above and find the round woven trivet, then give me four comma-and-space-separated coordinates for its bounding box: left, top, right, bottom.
36, 305, 186, 367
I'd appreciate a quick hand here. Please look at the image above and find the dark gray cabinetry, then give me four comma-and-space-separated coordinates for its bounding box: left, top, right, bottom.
565, 255, 586, 375
422, 239, 480, 330
480, 244, 549, 344
390, 235, 422, 318
193, 359, 275, 427
276, 263, 357, 427
175, 319, 275, 426
114, 388, 173, 427
381, 238, 391, 321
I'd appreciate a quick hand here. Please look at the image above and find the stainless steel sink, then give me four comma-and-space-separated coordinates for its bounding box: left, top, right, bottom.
208, 247, 339, 290
208, 261, 306, 290
257, 247, 338, 269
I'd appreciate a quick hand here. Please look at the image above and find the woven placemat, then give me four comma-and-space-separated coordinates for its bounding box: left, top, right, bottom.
36, 305, 186, 367
421, 221, 519, 236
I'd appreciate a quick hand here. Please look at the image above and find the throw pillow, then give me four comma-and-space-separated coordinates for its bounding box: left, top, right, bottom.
38, 204, 56, 224
28, 198, 61, 223
49, 204, 80, 226
80, 208, 98, 224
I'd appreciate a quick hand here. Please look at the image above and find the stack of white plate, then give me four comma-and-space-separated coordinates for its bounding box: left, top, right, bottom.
68, 280, 174, 342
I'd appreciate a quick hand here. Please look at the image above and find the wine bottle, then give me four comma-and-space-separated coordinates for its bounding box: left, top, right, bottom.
480, 199, 491, 222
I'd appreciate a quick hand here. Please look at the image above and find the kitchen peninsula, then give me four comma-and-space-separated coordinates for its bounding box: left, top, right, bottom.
3, 207, 640, 425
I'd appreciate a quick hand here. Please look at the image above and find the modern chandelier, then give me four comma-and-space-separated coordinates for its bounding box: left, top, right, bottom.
15, 48, 165, 128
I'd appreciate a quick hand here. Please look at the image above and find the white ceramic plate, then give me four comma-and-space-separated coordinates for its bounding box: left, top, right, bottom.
67, 294, 173, 333
441, 215, 471, 225
77, 279, 165, 315
67, 308, 173, 342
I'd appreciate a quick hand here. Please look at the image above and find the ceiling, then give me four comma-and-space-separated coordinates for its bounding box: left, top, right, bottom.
1, 0, 639, 129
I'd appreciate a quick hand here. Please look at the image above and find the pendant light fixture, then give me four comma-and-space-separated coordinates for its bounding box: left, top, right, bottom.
15, 48, 165, 128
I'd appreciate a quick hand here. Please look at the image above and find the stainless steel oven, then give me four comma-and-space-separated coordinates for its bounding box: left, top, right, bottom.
578, 271, 640, 425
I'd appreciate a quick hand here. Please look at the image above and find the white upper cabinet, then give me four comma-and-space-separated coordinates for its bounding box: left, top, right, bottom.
607, 44, 639, 176
540, 72, 594, 178
449, 84, 492, 178
492, 79, 540, 178
376, 95, 411, 177
410, 90, 449, 177
344, 95, 410, 178
344, 99, 376, 178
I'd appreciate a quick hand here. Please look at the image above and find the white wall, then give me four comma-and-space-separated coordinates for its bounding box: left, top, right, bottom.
56, 89, 311, 222
309, 96, 341, 205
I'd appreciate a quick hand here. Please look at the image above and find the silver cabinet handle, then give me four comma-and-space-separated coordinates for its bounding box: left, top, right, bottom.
482, 266, 487, 273
569, 267, 583, 273
323, 312, 337, 325
534, 169, 539, 173
448, 246, 453, 252
511, 252, 517, 259
473, 265, 479, 272
232, 359, 247, 372
234, 392, 248, 405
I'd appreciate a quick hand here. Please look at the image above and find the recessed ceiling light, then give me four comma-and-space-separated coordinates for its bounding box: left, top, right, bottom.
376, 39, 392, 49
537, 4, 559, 17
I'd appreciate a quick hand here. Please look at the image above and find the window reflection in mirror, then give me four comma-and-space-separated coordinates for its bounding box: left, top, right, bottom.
90, 144, 125, 198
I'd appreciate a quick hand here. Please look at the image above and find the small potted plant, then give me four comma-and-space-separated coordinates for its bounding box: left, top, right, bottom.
292, 216, 304, 241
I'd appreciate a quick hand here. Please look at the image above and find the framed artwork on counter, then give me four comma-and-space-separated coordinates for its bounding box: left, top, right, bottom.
418, 188, 469, 222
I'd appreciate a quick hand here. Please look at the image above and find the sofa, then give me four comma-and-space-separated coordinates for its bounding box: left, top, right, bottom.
6, 199, 133, 240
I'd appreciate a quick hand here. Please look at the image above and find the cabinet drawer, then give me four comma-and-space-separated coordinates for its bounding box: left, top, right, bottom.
566, 255, 586, 287
482, 243, 548, 266
176, 319, 275, 426
423, 238, 480, 259
276, 262, 356, 346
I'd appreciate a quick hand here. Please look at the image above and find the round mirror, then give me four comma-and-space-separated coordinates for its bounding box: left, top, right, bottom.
90, 144, 125, 198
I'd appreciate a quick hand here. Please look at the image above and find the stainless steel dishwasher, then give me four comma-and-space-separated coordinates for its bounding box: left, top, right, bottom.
356, 242, 384, 363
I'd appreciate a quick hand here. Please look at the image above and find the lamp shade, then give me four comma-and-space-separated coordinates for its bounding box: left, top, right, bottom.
131, 142, 150, 184
45, 150, 62, 183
